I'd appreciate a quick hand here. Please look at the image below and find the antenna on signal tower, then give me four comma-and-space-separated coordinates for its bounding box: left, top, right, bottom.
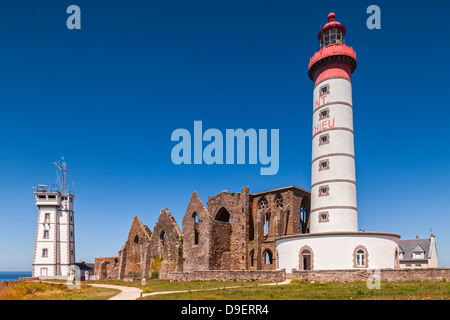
53, 157, 68, 194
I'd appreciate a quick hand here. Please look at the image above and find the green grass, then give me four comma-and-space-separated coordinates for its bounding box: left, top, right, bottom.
139, 280, 450, 300
142, 279, 263, 294
85, 279, 144, 288
0, 281, 120, 300
5, 279, 447, 300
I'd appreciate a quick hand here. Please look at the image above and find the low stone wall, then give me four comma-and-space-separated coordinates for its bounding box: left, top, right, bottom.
167, 270, 286, 282
291, 268, 450, 283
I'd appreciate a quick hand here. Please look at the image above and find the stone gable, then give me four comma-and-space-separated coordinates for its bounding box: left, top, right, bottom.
182, 191, 211, 272
147, 208, 183, 278
118, 216, 152, 279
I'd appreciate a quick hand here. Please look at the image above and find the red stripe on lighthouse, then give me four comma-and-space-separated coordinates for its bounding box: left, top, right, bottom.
313, 63, 352, 85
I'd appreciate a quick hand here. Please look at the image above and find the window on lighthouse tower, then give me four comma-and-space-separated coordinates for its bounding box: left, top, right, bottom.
319, 134, 329, 145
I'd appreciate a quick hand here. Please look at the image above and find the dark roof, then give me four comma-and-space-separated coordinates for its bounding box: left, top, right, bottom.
399, 238, 431, 260
75, 262, 94, 271
250, 185, 310, 196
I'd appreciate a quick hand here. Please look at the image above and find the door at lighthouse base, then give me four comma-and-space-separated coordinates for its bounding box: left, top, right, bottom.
40, 268, 48, 276
301, 251, 312, 270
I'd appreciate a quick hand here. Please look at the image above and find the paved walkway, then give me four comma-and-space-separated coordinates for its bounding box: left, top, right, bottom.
88, 283, 143, 300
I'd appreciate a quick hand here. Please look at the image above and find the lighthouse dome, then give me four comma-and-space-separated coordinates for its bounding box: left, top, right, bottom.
318, 12, 346, 48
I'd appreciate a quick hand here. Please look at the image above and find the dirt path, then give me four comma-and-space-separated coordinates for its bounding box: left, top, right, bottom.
88, 283, 143, 300
39, 280, 142, 300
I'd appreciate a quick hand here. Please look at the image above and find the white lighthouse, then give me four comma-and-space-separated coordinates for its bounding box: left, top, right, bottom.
276, 12, 401, 271
309, 12, 358, 233
32, 158, 75, 278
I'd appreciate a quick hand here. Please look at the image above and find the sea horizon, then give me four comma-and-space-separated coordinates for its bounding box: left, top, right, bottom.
0, 271, 32, 282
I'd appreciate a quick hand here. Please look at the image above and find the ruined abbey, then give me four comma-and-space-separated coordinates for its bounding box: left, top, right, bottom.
94, 185, 310, 280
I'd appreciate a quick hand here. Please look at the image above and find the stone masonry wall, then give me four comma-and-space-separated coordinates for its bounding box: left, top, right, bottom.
210, 221, 232, 270
94, 256, 119, 279
291, 268, 450, 283
207, 187, 250, 271
167, 270, 286, 282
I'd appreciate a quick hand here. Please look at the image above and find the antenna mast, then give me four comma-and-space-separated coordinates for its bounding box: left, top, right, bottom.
53, 157, 68, 194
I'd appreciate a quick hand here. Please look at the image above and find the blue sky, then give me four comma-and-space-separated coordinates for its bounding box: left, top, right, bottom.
0, 0, 449, 270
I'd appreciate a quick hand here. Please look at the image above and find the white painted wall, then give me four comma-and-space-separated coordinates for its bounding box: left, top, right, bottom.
312, 155, 356, 185
311, 208, 358, 233
313, 105, 354, 133
310, 76, 357, 233
33, 193, 75, 277
311, 130, 355, 161
276, 233, 400, 271
429, 236, 439, 267
313, 78, 352, 105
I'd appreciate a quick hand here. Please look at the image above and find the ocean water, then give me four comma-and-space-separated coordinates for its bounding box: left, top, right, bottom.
0, 271, 32, 282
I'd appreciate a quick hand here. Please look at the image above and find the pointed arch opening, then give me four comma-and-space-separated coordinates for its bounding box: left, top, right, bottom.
394, 247, 399, 269
264, 212, 271, 235
160, 231, 167, 246
249, 249, 255, 267
263, 249, 273, 265
300, 198, 310, 234
215, 207, 231, 222
192, 212, 199, 245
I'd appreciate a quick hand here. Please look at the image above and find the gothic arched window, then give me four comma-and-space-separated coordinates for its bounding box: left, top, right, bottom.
160, 231, 167, 246
300, 203, 308, 233
258, 198, 269, 212
215, 207, 231, 222
264, 250, 273, 265
192, 212, 199, 245
264, 212, 270, 235
275, 194, 283, 208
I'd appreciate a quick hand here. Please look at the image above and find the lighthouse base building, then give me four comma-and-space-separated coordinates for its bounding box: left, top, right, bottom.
276, 232, 400, 271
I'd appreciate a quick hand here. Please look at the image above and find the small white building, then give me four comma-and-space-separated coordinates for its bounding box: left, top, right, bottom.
32, 158, 75, 277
